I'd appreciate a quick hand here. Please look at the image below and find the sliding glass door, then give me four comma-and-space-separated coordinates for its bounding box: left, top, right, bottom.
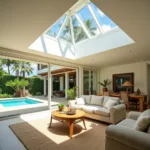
83, 70, 97, 95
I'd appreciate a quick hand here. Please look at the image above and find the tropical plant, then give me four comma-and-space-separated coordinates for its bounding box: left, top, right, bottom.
58, 103, 64, 111
1, 59, 14, 74
98, 79, 111, 88
6, 78, 29, 91
60, 18, 96, 43
35, 92, 42, 96
19, 61, 33, 78
11, 60, 20, 78
66, 87, 77, 100
0, 93, 12, 98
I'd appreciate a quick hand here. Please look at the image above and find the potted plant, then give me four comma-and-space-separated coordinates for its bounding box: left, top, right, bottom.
6, 78, 29, 97
66, 87, 77, 100
98, 79, 111, 92
58, 103, 64, 111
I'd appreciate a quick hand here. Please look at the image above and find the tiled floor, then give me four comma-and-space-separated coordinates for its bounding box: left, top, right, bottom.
0, 110, 52, 150
31, 96, 68, 105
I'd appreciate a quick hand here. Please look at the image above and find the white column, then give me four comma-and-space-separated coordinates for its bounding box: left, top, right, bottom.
79, 66, 83, 97
76, 68, 79, 98
48, 64, 51, 110
59, 76, 64, 91
65, 72, 69, 99
43, 76, 46, 96
51, 75, 53, 97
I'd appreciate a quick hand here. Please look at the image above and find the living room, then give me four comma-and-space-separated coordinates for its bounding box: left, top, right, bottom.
0, 0, 150, 150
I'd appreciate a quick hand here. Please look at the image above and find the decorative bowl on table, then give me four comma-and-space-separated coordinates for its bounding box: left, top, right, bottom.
66, 108, 76, 115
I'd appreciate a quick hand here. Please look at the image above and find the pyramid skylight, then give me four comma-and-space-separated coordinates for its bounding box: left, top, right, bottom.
45, 2, 118, 45
29, 0, 134, 59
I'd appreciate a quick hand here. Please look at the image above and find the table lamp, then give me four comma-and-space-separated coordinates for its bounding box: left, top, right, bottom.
122, 81, 133, 92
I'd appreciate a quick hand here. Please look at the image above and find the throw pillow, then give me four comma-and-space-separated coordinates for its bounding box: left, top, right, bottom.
90, 95, 104, 106
104, 99, 117, 110
76, 97, 86, 105
133, 109, 150, 131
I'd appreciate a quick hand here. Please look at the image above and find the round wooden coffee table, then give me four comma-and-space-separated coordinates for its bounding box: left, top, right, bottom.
49, 110, 86, 139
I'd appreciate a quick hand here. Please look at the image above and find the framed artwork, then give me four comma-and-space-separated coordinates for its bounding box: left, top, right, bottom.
113, 73, 134, 92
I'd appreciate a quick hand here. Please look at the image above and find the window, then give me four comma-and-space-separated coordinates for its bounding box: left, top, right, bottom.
78, 6, 100, 36
90, 2, 118, 33
59, 18, 72, 43
46, 15, 66, 37
72, 15, 88, 43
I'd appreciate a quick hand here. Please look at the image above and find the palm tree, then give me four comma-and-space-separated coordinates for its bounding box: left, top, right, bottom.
20, 61, 33, 78
85, 19, 97, 35
60, 18, 96, 43
1, 59, 14, 74
11, 60, 20, 78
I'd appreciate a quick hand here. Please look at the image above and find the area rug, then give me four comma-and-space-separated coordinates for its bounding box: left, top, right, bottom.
9, 117, 107, 150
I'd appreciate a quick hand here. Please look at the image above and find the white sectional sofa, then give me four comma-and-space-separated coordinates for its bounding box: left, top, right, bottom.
69, 95, 126, 124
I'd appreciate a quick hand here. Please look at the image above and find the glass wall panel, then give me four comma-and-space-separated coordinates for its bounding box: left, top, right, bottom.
72, 15, 88, 43
90, 2, 118, 33
59, 18, 72, 43
46, 15, 66, 37
78, 6, 100, 36
83, 70, 97, 95
83, 70, 89, 95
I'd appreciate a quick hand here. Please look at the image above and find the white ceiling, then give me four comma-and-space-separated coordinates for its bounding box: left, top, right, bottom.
0, 0, 150, 68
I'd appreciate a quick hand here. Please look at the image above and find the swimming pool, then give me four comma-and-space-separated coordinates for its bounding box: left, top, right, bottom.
0, 98, 41, 107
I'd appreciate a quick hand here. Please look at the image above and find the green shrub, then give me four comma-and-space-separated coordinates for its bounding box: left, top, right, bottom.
66, 87, 77, 100
0, 75, 44, 95
0, 93, 12, 98
35, 92, 42, 96
27, 77, 44, 95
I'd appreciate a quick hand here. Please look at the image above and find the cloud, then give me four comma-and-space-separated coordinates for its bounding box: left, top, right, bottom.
97, 9, 105, 17
101, 24, 112, 32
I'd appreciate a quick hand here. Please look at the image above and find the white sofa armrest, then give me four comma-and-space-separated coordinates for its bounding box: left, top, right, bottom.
110, 104, 126, 124
127, 111, 141, 120
120, 99, 124, 104
106, 125, 150, 150
68, 100, 76, 106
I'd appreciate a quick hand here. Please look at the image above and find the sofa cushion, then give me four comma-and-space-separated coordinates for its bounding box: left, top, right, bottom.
103, 96, 120, 106
81, 95, 91, 104
71, 104, 84, 110
94, 107, 110, 117
76, 97, 86, 105
90, 95, 104, 106
133, 109, 150, 131
104, 99, 117, 110
117, 118, 136, 129
82, 105, 100, 114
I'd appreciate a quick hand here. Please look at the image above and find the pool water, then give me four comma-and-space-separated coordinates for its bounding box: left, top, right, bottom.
0, 98, 41, 107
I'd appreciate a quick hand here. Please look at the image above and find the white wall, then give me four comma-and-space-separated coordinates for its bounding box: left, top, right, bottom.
99, 62, 148, 94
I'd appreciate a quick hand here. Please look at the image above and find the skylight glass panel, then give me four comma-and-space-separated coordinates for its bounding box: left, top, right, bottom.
46, 15, 66, 37
72, 15, 88, 43
77, 6, 99, 36
59, 18, 72, 43
90, 2, 118, 33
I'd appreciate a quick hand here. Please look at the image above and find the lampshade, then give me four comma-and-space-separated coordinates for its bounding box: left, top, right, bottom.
123, 81, 133, 87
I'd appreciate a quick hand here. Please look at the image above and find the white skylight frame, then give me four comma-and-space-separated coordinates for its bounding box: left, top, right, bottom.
44, 0, 119, 46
